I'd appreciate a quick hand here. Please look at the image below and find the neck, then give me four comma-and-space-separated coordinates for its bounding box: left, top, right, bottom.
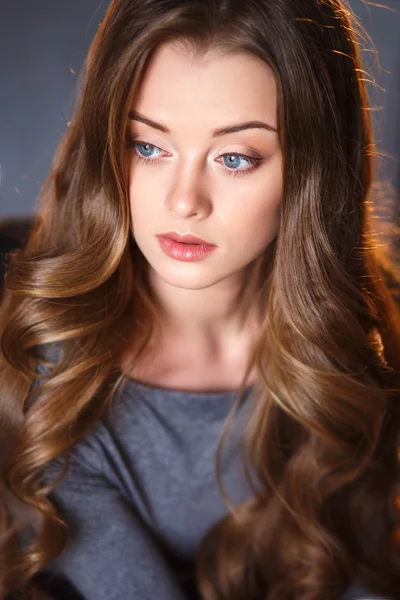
147, 262, 261, 356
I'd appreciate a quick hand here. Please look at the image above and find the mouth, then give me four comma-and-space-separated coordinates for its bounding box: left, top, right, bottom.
157, 232, 215, 246
157, 235, 217, 261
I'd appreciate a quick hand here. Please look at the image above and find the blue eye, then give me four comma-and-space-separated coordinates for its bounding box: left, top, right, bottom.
221, 154, 258, 172
219, 153, 262, 177
135, 142, 162, 159
126, 138, 262, 178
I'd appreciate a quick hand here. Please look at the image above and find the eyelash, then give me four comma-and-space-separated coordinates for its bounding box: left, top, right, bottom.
125, 138, 262, 178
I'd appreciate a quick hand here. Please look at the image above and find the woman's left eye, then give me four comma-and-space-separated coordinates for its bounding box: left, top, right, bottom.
218, 154, 261, 176
126, 138, 262, 177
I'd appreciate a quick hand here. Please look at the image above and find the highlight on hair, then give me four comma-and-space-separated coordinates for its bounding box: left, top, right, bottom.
1, 0, 400, 598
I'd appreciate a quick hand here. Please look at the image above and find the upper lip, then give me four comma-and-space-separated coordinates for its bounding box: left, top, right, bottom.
157, 231, 215, 245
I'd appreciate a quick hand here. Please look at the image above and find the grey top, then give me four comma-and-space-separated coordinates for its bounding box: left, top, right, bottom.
29, 344, 388, 600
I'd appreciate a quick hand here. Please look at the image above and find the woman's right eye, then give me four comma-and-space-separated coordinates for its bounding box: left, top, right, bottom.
126, 139, 164, 164
137, 141, 161, 158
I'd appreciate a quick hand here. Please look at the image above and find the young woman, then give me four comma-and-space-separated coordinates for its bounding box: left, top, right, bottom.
1, 0, 400, 599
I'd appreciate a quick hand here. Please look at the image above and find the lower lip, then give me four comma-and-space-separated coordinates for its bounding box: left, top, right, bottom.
157, 237, 217, 261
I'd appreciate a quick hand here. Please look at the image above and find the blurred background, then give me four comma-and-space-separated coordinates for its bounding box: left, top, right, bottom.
0, 0, 399, 220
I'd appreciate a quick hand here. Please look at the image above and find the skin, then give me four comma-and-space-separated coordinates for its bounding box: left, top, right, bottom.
125, 41, 283, 375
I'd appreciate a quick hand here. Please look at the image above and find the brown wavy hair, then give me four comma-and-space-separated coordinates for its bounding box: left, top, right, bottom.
1, 0, 400, 598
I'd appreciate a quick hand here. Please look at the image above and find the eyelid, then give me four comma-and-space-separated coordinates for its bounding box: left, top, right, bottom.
225, 146, 263, 160
127, 133, 170, 153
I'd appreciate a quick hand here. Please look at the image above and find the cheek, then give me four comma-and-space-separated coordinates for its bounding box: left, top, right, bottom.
225, 178, 282, 245
128, 179, 151, 222
128, 168, 162, 215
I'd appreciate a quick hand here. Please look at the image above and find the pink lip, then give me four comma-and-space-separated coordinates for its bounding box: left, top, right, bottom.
157, 231, 215, 246
157, 236, 217, 262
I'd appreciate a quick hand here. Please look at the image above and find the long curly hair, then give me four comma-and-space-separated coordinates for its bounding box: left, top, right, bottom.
1, 0, 400, 598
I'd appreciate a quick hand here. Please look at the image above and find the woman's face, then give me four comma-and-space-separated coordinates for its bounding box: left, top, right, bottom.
126, 41, 282, 292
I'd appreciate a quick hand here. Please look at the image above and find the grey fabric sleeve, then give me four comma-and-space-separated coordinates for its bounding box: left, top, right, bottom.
40, 440, 190, 600
31, 350, 191, 600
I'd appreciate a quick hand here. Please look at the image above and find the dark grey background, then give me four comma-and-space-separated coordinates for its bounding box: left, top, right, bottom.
0, 0, 399, 218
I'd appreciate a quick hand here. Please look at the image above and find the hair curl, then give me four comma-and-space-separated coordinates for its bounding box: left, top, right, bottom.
1, 1, 400, 599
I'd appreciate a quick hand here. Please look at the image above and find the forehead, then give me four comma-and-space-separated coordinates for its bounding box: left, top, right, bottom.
131, 42, 278, 133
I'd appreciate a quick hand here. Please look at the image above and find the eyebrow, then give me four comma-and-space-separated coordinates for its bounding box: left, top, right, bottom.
128, 110, 277, 136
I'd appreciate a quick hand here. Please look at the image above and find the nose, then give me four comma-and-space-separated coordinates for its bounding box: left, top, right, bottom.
165, 157, 211, 219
